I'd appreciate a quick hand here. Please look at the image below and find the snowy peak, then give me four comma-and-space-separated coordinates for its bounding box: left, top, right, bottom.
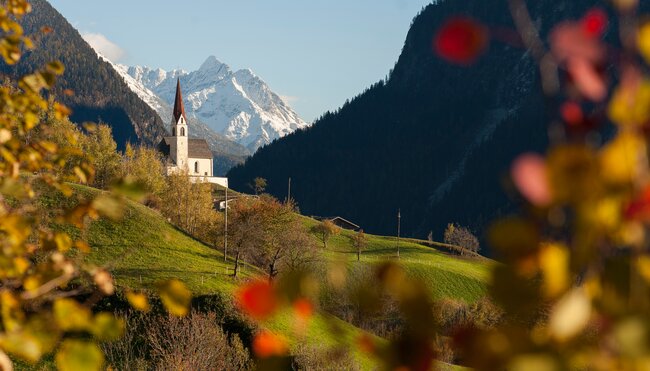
124, 56, 308, 152
199, 55, 226, 71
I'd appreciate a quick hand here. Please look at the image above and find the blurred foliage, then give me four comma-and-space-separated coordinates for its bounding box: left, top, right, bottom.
0, 1, 190, 369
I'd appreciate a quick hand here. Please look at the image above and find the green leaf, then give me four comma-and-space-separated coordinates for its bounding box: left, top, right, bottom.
110, 177, 146, 202
56, 340, 103, 371
157, 279, 191, 317
0, 330, 42, 363
91, 194, 124, 220
53, 299, 91, 332
90, 313, 123, 341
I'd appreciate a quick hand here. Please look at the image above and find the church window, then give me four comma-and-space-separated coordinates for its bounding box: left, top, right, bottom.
181, 127, 185, 136
194, 161, 199, 173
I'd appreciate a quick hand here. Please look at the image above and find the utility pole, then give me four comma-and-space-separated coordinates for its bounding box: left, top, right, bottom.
224, 187, 228, 262
287, 177, 292, 204
397, 209, 401, 260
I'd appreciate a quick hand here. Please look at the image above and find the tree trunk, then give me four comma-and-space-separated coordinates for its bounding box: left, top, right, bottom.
268, 250, 280, 282
357, 248, 360, 262
233, 251, 240, 278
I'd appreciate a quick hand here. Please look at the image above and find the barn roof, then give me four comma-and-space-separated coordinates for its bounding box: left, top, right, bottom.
313, 216, 361, 231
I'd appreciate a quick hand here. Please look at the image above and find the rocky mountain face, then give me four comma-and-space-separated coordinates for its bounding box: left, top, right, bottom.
125, 56, 309, 152
227, 0, 619, 254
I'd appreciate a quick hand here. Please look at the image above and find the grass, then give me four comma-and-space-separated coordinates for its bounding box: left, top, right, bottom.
50, 185, 483, 370
301, 216, 492, 303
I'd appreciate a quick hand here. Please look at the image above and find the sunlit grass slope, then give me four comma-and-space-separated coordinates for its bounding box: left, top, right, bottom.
300, 216, 492, 303
53, 185, 477, 370
54, 185, 382, 368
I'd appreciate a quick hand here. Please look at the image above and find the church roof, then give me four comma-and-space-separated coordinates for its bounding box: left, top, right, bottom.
158, 137, 213, 161
188, 139, 213, 159
173, 78, 187, 122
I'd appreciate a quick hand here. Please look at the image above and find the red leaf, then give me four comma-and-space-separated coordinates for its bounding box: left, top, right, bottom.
567, 57, 607, 102
252, 331, 288, 358
550, 23, 605, 64
293, 298, 314, 320
434, 17, 488, 65
561, 101, 584, 125
624, 186, 650, 220
235, 280, 277, 320
582, 8, 608, 38
512, 153, 552, 207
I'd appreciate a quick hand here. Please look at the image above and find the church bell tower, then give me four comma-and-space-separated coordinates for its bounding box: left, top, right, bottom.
170, 78, 189, 170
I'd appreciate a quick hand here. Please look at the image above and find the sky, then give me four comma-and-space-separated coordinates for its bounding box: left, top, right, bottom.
48, 0, 434, 122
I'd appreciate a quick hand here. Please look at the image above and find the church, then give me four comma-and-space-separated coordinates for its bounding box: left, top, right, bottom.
158, 79, 228, 187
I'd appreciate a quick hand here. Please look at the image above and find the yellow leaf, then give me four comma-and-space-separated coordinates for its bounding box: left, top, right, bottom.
46, 61, 64, 75
54, 232, 72, 252
539, 243, 569, 298
509, 354, 559, 371
547, 144, 599, 204
609, 78, 650, 127
637, 256, 650, 283
600, 132, 647, 186
0, 128, 11, 144
72, 166, 87, 184
614, 317, 649, 357
53, 299, 91, 332
638, 22, 650, 65
488, 218, 539, 258
55, 340, 103, 371
74, 240, 90, 253
1, 291, 23, 332
549, 288, 591, 342
157, 279, 191, 317
125, 291, 150, 312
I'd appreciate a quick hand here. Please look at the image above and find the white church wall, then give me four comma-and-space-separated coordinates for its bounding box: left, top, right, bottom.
189, 158, 213, 177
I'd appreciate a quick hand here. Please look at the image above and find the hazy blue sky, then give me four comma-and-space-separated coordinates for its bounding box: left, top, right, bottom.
48, 0, 433, 122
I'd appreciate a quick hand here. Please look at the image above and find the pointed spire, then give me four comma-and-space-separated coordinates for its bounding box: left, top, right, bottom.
173, 78, 187, 123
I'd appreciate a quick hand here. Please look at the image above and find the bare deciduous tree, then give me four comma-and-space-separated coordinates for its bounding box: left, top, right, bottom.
251, 177, 267, 195
146, 311, 252, 371
228, 195, 318, 279
444, 223, 480, 256
353, 229, 368, 262
313, 220, 340, 249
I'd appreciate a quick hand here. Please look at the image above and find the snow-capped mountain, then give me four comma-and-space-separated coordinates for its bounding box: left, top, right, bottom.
124, 56, 309, 152
103, 57, 252, 174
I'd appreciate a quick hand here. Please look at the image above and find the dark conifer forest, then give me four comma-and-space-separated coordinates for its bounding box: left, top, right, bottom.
228, 0, 627, 253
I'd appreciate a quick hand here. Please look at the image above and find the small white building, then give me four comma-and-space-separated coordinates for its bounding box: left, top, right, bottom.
158, 79, 228, 187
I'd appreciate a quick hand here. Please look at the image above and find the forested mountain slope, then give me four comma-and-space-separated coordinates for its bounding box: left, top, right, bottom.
228, 0, 626, 252
0, 0, 168, 147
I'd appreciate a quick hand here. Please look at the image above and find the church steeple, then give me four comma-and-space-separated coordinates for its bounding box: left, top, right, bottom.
173, 78, 187, 123
169, 79, 189, 168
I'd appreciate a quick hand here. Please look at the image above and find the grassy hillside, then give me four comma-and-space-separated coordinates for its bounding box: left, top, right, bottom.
51, 185, 484, 370
301, 216, 491, 303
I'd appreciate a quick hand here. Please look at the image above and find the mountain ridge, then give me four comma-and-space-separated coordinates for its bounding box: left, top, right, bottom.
124, 56, 309, 152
